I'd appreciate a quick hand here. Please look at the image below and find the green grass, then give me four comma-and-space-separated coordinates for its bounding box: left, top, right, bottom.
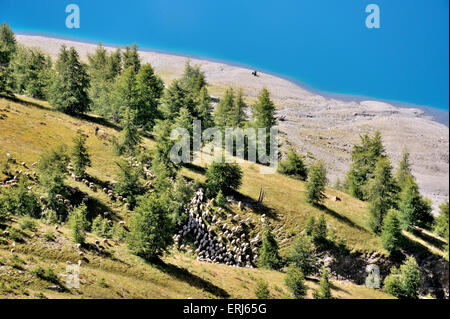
0, 95, 411, 299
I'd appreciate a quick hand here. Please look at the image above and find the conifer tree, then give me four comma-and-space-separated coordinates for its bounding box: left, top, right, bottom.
134, 63, 164, 129
11, 45, 52, 99
306, 160, 327, 206
114, 159, 143, 207
68, 204, 89, 244
313, 267, 332, 299
37, 145, 70, 218
230, 88, 247, 128
384, 256, 421, 299
284, 266, 307, 299
213, 88, 235, 130
396, 149, 413, 189
195, 86, 214, 129
251, 88, 276, 130
71, 130, 91, 177
258, 228, 281, 270
311, 214, 329, 246
346, 131, 386, 200
0, 23, 16, 95
152, 119, 179, 177
123, 43, 141, 73
398, 175, 433, 230
381, 209, 402, 254
287, 233, 316, 276
113, 66, 138, 119
49, 46, 91, 114
205, 161, 243, 197
159, 79, 196, 120
127, 193, 174, 260
366, 157, 399, 233
277, 147, 308, 180
116, 109, 142, 155
181, 60, 207, 94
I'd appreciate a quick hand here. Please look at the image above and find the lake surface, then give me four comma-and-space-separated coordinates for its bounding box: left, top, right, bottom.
1, 0, 448, 116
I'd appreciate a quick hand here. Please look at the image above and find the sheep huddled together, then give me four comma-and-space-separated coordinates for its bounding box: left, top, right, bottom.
174, 189, 261, 268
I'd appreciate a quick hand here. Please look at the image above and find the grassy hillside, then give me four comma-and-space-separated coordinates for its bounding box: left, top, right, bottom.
0, 95, 401, 299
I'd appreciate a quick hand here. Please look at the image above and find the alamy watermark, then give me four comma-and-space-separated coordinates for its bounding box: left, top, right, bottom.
66, 263, 80, 289
365, 264, 381, 289
66, 4, 80, 29
366, 4, 381, 29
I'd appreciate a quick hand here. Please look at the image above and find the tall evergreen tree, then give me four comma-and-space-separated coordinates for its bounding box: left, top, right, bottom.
366, 157, 399, 233
229, 88, 247, 128
346, 131, 386, 200
398, 175, 433, 230
71, 130, 91, 177
313, 267, 332, 299
251, 88, 276, 129
68, 204, 89, 244
284, 266, 307, 299
49, 46, 91, 114
152, 119, 179, 177
159, 79, 196, 120
396, 149, 413, 189
287, 233, 316, 276
213, 88, 235, 130
134, 63, 164, 130
195, 86, 214, 129
305, 161, 327, 206
127, 193, 174, 260
115, 109, 142, 155
258, 228, 281, 270
108, 46, 122, 78
0, 23, 17, 95
181, 60, 207, 94
112, 66, 138, 119
11, 45, 52, 99
114, 158, 143, 208
123, 43, 141, 73
381, 209, 402, 254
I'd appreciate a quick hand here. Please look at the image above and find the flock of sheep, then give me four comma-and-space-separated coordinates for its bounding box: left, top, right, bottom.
174, 188, 262, 268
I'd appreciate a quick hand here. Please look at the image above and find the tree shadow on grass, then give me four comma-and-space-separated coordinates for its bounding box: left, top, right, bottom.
317, 204, 369, 233
410, 227, 447, 251
182, 162, 207, 175
149, 258, 230, 298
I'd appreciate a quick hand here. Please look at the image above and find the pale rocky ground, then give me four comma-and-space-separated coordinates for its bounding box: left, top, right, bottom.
16, 35, 449, 213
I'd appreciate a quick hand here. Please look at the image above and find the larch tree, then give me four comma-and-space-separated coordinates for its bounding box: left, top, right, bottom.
0, 23, 16, 95
366, 157, 399, 233
305, 160, 327, 206
71, 130, 91, 177
49, 45, 91, 114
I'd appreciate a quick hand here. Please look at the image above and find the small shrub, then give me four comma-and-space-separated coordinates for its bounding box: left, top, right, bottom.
205, 162, 243, 197
6, 226, 23, 242
284, 266, 307, 299
31, 265, 59, 284
277, 147, 308, 180
313, 267, 332, 299
43, 230, 55, 242
68, 204, 90, 244
98, 277, 108, 288
215, 190, 226, 207
19, 216, 38, 232
383, 256, 421, 299
287, 233, 316, 276
255, 279, 270, 299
